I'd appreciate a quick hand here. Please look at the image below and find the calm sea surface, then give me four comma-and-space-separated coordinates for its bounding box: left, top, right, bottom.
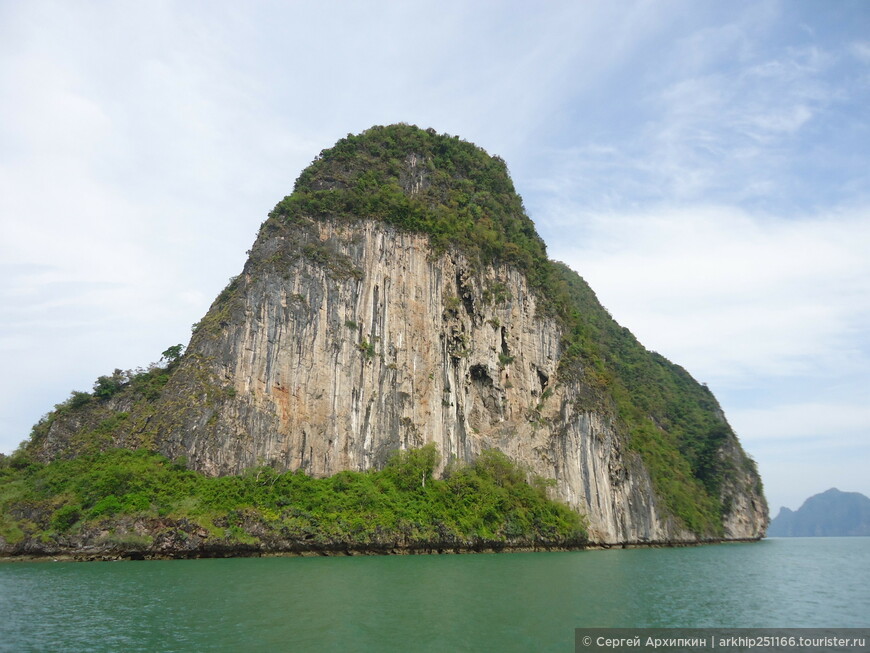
1, 537, 868, 652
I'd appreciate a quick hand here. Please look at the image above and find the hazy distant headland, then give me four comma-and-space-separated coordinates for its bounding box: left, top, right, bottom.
768, 488, 870, 537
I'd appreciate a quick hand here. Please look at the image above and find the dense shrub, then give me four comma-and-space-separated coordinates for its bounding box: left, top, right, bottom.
0, 447, 586, 549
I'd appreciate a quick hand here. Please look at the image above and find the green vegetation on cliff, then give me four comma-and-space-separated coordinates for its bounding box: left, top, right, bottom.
268, 124, 759, 536
24, 350, 185, 456
270, 124, 549, 284
0, 445, 586, 557
10, 124, 762, 543
549, 263, 759, 535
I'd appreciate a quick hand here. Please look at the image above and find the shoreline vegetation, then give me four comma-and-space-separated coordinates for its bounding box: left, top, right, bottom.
1, 445, 592, 562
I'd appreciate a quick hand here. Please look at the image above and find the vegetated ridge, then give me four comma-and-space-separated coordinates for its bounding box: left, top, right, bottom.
1, 124, 767, 560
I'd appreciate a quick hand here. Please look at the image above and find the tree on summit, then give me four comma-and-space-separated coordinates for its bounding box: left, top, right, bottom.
161, 344, 184, 365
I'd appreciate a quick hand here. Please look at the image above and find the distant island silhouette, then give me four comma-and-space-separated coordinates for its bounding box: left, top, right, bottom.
768, 488, 870, 536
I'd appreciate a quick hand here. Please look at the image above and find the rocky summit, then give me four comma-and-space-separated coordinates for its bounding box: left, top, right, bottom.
19, 124, 767, 547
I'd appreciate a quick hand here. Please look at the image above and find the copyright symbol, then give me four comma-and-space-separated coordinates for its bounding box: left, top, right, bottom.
583, 636, 592, 646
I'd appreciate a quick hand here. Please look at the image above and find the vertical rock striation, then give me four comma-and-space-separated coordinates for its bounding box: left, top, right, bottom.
29, 125, 767, 544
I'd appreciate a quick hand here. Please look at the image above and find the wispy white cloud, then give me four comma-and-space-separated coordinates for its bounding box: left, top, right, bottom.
645, 47, 836, 201
524, 12, 869, 218
849, 41, 870, 64
549, 205, 870, 384
732, 402, 870, 442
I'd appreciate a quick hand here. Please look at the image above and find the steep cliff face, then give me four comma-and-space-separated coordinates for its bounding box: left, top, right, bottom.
156, 216, 680, 543
27, 124, 767, 544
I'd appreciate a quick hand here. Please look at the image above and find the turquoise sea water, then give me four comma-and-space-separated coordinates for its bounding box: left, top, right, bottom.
1, 537, 868, 652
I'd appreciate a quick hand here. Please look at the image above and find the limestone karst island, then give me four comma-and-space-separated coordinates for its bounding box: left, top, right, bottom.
0, 125, 768, 560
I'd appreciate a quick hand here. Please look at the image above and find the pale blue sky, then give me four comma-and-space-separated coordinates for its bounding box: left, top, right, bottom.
1, 0, 867, 513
